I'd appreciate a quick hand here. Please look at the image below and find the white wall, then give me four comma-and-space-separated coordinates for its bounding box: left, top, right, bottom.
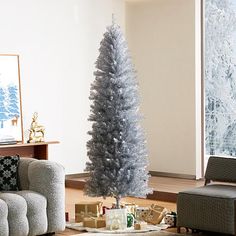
0, 0, 125, 174
0, 0, 202, 177
126, 0, 202, 178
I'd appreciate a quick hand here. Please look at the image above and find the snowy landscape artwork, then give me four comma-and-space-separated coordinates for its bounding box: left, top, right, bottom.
205, 0, 236, 157
0, 55, 22, 142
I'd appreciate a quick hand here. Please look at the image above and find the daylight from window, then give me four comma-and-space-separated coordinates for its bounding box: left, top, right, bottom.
205, 0, 236, 157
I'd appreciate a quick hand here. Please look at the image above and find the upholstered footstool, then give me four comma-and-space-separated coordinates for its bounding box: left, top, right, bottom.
177, 184, 236, 235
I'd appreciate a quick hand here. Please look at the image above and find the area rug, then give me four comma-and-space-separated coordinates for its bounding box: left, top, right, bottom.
76, 231, 181, 236
66, 223, 181, 236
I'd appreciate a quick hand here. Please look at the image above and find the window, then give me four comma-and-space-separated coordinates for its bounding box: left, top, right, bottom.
205, 0, 236, 157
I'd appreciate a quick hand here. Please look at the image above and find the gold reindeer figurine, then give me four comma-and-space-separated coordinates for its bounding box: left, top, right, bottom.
28, 112, 45, 143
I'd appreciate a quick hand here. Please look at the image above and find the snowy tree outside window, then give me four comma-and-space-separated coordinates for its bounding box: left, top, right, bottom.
205, 0, 236, 158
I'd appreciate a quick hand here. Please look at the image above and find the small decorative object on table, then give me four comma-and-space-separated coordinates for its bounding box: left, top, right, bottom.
164, 211, 177, 227
106, 208, 127, 230
27, 112, 45, 143
75, 201, 103, 223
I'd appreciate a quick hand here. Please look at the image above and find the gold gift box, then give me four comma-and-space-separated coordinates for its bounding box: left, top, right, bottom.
145, 204, 167, 225
83, 217, 106, 228
134, 221, 148, 230
75, 201, 103, 222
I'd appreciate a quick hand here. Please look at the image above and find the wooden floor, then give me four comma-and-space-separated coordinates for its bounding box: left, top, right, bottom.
148, 176, 204, 193
55, 187, 228, 236
65, 176, 204, 202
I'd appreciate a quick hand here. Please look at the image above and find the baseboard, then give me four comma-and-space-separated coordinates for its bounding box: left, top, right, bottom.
66, 171, 196, 180
65, 172, 90, 179
149, 171, 196, 180
147, 191, 177, 202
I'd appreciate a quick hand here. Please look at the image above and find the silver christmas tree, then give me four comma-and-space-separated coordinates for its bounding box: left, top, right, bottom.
85, 22, 152, 208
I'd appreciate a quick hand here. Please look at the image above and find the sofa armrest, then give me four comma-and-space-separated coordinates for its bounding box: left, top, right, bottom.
28, 160, 65, 233
18, 158, 36, 190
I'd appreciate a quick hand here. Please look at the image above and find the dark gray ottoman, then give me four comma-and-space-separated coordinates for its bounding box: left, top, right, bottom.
177, 156, 236, 235
177, 184, 236, 234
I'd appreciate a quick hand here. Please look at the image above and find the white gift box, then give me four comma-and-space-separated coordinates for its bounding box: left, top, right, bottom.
105, 208, 127, 230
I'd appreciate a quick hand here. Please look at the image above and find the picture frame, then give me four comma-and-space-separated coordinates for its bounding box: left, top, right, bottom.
0, 54, 23, 143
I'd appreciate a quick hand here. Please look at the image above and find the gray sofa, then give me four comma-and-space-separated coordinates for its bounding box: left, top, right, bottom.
177, 156, 236, 235
0, 158, 65, 236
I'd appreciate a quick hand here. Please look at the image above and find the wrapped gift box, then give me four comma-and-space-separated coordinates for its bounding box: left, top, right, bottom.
135, 207, 149, 221
112, 202, 137, 215
145, 205, 167, 225
106, 208, 127, 230
83, 217, 106, 228
134, 221, 148, 230
75, 201, 103, 222
164, 212, 177, 227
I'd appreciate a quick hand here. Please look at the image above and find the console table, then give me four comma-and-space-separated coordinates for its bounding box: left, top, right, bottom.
0, 141, 59, 160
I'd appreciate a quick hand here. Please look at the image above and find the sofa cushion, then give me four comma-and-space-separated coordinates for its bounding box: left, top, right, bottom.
0, 192, 29, 236
17, 190, 47, 236
0, 198, 8, 236
0, 155, 19, 191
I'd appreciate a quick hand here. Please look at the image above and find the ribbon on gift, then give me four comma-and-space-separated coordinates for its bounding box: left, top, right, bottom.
75, 211, 95, 218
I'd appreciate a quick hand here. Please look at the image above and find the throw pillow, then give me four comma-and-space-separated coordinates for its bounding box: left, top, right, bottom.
0, 155, 19, 191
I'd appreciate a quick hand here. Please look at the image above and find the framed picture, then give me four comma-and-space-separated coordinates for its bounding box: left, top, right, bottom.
0, 54, 23, 143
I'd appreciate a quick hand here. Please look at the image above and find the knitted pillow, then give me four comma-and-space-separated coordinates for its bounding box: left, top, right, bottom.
0, 155, 19, 191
